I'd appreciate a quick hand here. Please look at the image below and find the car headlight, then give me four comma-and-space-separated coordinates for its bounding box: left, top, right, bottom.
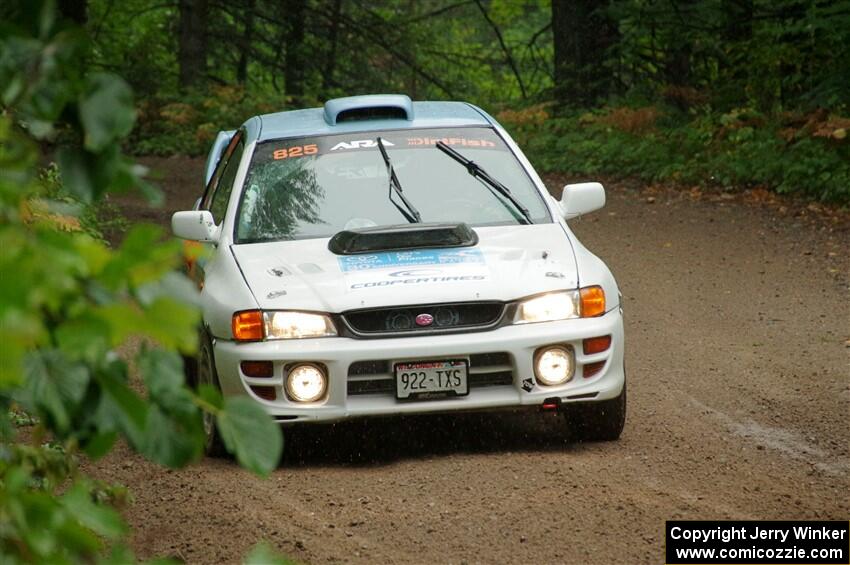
265, 311, 337, 339
514, 291, 580, 324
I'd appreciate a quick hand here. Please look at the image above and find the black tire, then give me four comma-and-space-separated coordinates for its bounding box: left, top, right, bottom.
182, 353, 198, 388
566, 381, 626, 442
198, 331, 227, 457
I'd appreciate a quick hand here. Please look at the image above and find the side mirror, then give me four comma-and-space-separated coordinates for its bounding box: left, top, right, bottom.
558, 182, 605, 220
172, 210, 219, 242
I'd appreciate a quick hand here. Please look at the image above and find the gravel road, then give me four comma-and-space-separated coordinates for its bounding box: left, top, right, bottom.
87, 157, 850, 564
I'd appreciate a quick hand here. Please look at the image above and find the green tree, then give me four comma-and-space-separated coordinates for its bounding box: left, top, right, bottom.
0, 1, 283, 561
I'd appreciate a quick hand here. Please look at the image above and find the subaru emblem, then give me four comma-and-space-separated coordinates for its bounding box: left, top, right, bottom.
415, 313, 434, 327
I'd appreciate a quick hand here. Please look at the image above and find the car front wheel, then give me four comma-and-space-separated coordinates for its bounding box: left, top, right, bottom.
565, 381, 626, 442
198, 331, 227, 457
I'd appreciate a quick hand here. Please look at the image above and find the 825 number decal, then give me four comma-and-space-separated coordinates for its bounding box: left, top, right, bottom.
273, 144, 318, 160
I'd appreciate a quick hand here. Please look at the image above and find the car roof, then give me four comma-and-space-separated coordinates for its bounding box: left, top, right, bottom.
251, 97, 495, 142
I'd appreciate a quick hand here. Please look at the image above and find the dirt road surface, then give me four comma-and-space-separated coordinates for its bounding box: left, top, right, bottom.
88, 157, 850, 564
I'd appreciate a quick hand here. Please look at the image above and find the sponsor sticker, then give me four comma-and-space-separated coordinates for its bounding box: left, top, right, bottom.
338, 249, 484, 272
339, 249, 488, 290
346, 272, 487, 290
254, 127, 508, 164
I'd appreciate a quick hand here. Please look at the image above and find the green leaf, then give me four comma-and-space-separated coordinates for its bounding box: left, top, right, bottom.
0, 334, 25, 389
94, 297, 198, 353
81, 430, 118, 459
138, 348, 184, 400
98, 224, 181, 290
57, 146, 95, 202
55, 313, 111, 362
142, 298, 200, 353
57, 144, 136, 203
97, 544, 142, 565
136, 271, 200, 309
244, 542, 296, 565
21, 349, 90, 434
0, 408, 12, 441
141, 406, 203, 468
137, 348, 204, 466
139, 349, 198, 419
93, 365, 148, 447
4, 466, 29, 492
217, 396, 282, 476
62, 483, 127, 539
53, 511, 103, 556
196, 383, 223, 410
79, 73, 135, 152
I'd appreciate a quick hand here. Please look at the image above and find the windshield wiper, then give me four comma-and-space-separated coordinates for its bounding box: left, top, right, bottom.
377, 137, 421, 223
435, 141, 532, 225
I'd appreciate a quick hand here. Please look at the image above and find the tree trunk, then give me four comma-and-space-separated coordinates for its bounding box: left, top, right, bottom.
322, 0, 343, 94
663, 0, 698, 90
475, 0, 526, 99
285, 0, 307, 101
178, 0, 208, 90
716, 0, 752, 105
551, 0, 616, 107
406, 0, 418, 99
59, 0, 87, 25
236, 0, 256, 84
723, 0, 753, 42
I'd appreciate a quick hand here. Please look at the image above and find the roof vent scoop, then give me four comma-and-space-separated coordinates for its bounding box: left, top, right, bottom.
323, 94, 414, 126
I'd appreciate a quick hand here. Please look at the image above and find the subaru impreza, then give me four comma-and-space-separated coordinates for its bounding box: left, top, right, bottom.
172, 94, 626, 453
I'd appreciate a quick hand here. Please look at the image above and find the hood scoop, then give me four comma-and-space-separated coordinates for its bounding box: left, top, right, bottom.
328, 223, 478, 255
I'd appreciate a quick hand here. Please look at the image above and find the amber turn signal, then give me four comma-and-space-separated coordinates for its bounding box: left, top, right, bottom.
583, 335, 612, 355
580, 286, 606, 318
232, 310, 264, 341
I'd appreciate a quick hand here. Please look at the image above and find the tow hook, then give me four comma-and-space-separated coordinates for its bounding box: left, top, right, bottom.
541, 397, 562, 411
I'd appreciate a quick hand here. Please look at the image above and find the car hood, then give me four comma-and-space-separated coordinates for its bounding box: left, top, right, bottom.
231, 224, 578, 312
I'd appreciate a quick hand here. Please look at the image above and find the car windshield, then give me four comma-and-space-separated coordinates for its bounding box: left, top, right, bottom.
235, 127, 550, 243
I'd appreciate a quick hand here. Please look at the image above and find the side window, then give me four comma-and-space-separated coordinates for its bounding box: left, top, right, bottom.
200, 132, 241, 211
209, 140, 245, 224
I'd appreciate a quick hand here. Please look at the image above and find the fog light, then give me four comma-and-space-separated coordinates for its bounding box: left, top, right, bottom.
285, 363, 327, 403
534, 346, 574, 386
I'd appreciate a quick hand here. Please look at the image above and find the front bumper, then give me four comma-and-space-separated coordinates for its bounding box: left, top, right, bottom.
213, 307, 625, 424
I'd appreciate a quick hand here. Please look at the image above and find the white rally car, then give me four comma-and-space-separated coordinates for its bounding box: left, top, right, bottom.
172, 95, 626, 453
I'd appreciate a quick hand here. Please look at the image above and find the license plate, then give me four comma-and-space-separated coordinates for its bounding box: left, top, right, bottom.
394, 359, 469, 400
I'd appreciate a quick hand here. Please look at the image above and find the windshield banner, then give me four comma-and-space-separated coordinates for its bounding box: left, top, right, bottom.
253, 127, 506, 163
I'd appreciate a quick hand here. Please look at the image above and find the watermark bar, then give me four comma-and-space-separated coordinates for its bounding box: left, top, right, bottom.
666, 521, 849, 564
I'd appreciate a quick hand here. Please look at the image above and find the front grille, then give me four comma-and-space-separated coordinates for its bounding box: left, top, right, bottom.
342, 302, 504, 336
347, 352, 514, 396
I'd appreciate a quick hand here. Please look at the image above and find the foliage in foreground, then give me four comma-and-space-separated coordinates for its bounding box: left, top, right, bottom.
500, 104, 850, 204
0, 2, 282, 562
